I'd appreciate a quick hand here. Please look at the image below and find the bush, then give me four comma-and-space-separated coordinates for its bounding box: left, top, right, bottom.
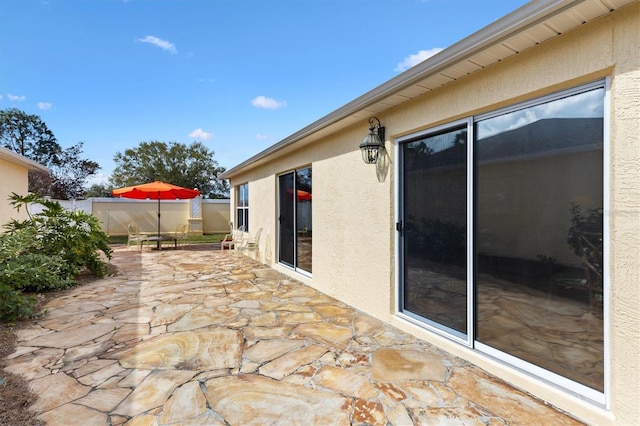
0, 282, 37, 322
0, 193, 112, 321
1, 253, 74, 292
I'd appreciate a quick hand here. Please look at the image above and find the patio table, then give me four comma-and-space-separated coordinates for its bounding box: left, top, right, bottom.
144, 234, 178, 251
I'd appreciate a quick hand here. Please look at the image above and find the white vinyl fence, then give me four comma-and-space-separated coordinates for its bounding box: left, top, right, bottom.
29, 197, 230, 236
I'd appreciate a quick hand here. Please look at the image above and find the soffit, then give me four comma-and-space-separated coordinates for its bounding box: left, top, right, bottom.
0, 147, 49, 173
221, 0, 635, 179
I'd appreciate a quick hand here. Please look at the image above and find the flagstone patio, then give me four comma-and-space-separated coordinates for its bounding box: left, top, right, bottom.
3, 246, 584, 425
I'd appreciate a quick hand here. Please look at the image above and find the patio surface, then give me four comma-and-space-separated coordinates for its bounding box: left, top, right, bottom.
3, 245, 584, 425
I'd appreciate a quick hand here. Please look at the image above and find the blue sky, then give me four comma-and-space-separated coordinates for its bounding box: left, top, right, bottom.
1, 0, 529, 186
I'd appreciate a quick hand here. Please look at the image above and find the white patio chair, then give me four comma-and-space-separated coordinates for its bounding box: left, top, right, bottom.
175, 224, 190, 249
222, 225, 245, 251
238, 227, 262, 261
127, 223, 149, 250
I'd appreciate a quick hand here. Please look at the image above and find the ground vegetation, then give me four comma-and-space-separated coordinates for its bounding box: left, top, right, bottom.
0, 194, 111, 321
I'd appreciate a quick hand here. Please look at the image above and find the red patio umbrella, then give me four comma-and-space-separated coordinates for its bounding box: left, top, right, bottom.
112, 181, 200, 241
297, 189, 312, 201
286, 188, 312, 201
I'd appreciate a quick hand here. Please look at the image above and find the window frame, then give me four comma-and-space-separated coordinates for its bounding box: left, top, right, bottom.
236, 183, 249, 232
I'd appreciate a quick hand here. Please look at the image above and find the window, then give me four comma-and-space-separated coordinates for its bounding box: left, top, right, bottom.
236, 183, 249, 232
398, 81, 605, 401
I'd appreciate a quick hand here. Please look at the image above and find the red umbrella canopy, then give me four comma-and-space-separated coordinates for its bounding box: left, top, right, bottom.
286, 188, 312, 201
297, 189, 311, 201
112, 181, 200, 239
112, 181, 200, 200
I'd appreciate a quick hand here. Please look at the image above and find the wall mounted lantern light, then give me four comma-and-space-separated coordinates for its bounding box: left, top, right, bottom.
359, 117, 386, 164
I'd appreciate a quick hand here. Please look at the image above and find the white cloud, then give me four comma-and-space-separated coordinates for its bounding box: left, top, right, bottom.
8, 94, 26, 101
137, 35, 177, 54
86, 172, 111, 187
476, 89, 604, 138
189, 128, 214, 140
394, 48, 443, 72
256, 133, 268, 140
251, 96, 287, 110
38, 102, 52, 110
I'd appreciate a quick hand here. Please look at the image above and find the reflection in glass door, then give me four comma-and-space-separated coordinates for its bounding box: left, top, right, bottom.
475, 87, 605, 393
400, 125, 468, 337
278, 168, 312, 273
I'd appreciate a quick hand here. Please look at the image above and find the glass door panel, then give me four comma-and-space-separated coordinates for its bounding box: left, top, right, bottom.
278, 173, 295, 267
401, 126, 468, 336
475, 87, 605, 392
296, 168, 312, 273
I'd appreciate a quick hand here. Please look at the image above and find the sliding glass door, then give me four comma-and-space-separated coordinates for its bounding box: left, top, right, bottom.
398, 82, 605, 398
278, 168, 312, 274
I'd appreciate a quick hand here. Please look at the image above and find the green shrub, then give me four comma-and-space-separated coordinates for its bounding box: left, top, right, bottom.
0, 193, 113, 321
1, 253, 74, 292
0, 282, 36, 322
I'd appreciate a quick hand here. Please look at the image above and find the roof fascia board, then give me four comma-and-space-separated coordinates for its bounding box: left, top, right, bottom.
0, 146, 49, 173
221, 0, 587, 179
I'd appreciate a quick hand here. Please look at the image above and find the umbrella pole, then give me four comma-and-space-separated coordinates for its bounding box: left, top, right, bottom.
157, 197, 161, 250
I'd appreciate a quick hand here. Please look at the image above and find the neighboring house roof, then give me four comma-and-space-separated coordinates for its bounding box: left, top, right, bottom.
405, 117, 603, 172
0, 146, 49, 173
477, 117, 603, 163
221, 0, 635, 179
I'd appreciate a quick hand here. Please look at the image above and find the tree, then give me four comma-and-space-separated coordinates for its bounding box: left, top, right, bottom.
86, 182, 115, 198
110, 141, 229, 198
0, 108, 100, 199
0, 108, 58, 165
48, 142, 100, 199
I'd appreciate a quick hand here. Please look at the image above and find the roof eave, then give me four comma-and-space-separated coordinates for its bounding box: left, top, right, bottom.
220, 0, 617, 179
0, 147, 50, 173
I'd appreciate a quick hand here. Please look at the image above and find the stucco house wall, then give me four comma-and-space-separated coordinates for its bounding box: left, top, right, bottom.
0, 147, 49, 230
222, 2, 639, 424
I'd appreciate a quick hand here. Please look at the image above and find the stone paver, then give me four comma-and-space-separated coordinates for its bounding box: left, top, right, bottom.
2, 245, 585, 425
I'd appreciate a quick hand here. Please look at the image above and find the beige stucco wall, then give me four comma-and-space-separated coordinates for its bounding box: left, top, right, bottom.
607, 3, 640, 423
227, 3, 639, 424
228, 126, 394, 313
0, 158, 30, 229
